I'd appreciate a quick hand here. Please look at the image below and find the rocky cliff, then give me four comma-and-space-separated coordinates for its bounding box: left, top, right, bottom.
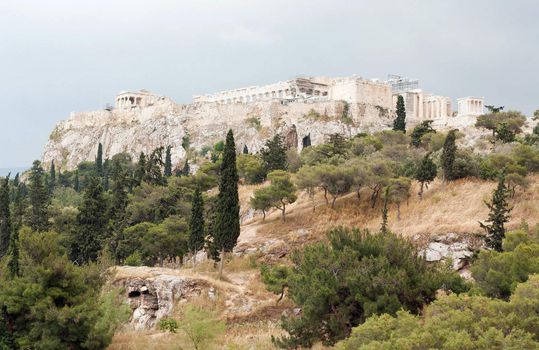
42, 98, 395, 170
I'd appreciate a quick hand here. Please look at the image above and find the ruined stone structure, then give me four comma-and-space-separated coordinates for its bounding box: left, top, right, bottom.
193, 75, 392, 108
115, 90, 171, 110
457, 97, 484, 116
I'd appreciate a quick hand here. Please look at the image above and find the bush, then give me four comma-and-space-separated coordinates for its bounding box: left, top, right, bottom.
158, 318, 179, 333
471, 228, 539, 300
337, 275, 539, 350
124, 251, 142, 266
269, 227, 467, 348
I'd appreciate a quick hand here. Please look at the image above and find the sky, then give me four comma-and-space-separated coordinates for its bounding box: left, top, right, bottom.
0, 0, 538, 167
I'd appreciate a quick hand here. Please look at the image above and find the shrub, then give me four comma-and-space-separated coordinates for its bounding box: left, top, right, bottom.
269, 227, 467, 348
124, 251, 142, 266
337, 276, 539, 350
158, 318, 179, 333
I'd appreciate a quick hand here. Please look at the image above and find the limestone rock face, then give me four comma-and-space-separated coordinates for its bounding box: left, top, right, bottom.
42, 99, 394, 170
112, 267, 208, 330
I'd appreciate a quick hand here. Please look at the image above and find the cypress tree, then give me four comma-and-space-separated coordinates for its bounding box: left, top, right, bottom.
441, 130, 457, 181
414, 152, 437, 198
0, 176, 11, 257
96, 142, 104, 176
380, 186, 390, 233
109, 161, 129, 261
7, 229, 19, 278
214, 130, 240, 278
134, 152, 146, 186
73, 170, 80, 192
164, 146, 172, 177
27, 160, 50, 232
393, 95, 406, 132
49, 160, 56, 193
480, 171, 512, 252
189, 186, 205, 270
72, 176, 107, 264
243, 144, 249, 154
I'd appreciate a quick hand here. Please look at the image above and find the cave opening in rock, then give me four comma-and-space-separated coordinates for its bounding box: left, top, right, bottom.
128, 290, 141, 298
302, 134, 311, 149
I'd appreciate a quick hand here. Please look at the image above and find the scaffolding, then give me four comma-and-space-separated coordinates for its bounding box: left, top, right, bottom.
386, 74, 419, 94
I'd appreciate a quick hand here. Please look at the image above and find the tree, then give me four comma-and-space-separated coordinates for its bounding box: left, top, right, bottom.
260, 134, 288, 172
237, 154, 266, 184
72, 176, 107, 264
388, 177, 411, 221
74, 169, 80, 192
96, 142, 104, 176
410, 120, 435, 147
250, 187, 273, 220
243, 144, 249, 154
270, 227, 466, 348
49, 160, 56, 193
179, 305, 225, 350
27, 160, 50, 232
495, 122, 515, 143
479, 171, 512, 252
441, 130, 457, 181
414, 152, 437, 198
7, 229, 19, 278
319, 165, 353, 208
380, 186, 389, 233
188, 187, 205, 269
475, 111, 526, 142
145, 147, 166, 185
0, 176, 11, 258
134, 152, 147, 186
295, 165, 321, 211
164, 146, 172, 177
214, 130, 240, 278
485, 105, 504, 113
254, 170, 297, 221
392, 95, 406, 132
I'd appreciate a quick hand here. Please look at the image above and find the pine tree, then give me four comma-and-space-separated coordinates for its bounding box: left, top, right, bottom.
480, 171, 512, 252
74, 169, 80, 192
0, 176, 11, 257
214, 130, 240, 278
380, 186, 390, 233
441, 130, 457, 181
72, 176, 107, 264
189, 186, 205, 270
393, 95, 406, 132
414, 152, 437, 198
96, 142, 104, 176
0, 313, 15, 350
49, 160, 56, 194
164, 146, 172, 177
243, 144, 249, 154
27, 160, 50, 232
260, 134, 288, 173
177, 160, 190, 177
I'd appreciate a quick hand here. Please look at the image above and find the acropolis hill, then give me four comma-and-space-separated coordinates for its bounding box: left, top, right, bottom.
42, 74, 485, 170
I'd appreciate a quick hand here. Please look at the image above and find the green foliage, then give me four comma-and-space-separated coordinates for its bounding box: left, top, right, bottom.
0, 177, 11, 258
49, 160, 56, 193
480, 172, 511, 252
236, 154, 266, 184
441, 130, 457, 181
476, 111, 526, 141
124, 251, 142, 266
392, 95, 406, 132
246, 116, 261, 130
179, 305, 225, 350
337, 275, 539, 350
496, 122, 516, 143
261, 264, 290, 303
158, 318, 179, 333
214, 130, 240, 274
182, 134, 190, 151
71, 176, 107, 264
0, 228, 126, 349
414, 152, 437, 198
249, 187, 273, 220
317, 164, 353, 208
96, 143, 103, 176
271, 227, 466, 348
27, 160, 50, 232
260, 134, 288, 172
471, 228, 539, 299
164, 145, 172, 177
188, 187, 205, 257
410, 120, 435, 147
252, 170, 297, 221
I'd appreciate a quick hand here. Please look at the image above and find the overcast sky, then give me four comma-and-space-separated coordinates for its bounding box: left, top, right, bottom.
1, 0, 538, 167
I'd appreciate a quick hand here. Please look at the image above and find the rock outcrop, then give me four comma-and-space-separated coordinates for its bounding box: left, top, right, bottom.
42, 98, 395, 170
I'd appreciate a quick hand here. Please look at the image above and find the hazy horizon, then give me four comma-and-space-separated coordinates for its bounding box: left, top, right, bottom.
1, 0, 538, 167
